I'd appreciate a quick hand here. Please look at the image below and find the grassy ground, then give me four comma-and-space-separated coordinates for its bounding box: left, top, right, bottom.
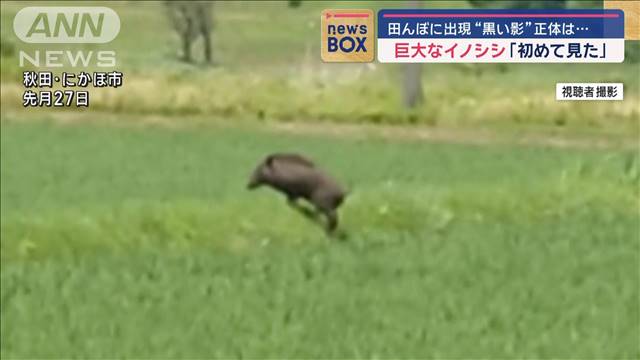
1, 116, 638, 358
1, 1, 639, 358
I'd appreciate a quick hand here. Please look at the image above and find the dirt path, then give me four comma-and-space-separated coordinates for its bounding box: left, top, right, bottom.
270, 122, 639, 150
2, 109, 638, 151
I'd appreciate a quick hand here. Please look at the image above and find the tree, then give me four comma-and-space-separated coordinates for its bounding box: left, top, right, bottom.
403, 0, 424, 109
165, 1, 214, 64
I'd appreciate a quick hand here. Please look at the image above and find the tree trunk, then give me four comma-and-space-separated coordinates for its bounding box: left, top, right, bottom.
182, 28, 193, 62
202, 32, 212, 63
403, 0, 423, 109
181, 16, 194, 63
403, 64, 423, 108
198, 3, 213, 64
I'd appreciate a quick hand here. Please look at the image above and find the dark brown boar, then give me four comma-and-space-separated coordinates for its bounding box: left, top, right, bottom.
247, 153, 347, 234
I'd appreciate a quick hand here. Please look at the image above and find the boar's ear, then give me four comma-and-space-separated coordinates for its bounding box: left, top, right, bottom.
265, 155, 275, 168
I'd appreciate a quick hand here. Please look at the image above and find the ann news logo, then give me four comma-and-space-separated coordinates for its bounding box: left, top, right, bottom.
13, 7, 120, 43
321, 9, 374, 62
13, 7, 120, 68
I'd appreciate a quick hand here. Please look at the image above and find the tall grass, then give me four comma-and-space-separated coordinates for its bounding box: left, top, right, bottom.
1, 120, 638, 358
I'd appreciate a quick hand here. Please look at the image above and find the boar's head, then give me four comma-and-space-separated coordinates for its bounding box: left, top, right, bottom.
247, 160, 268, 189
248, 155, 282, 190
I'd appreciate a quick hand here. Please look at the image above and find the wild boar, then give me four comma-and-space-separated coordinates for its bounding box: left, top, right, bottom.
247, 153, 347, 234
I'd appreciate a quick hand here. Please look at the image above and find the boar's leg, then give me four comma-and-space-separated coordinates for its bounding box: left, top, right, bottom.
324, 209, 338, 234
287, 196, 322, 222
311, 192, 342, 235
286, 195, 298, 206
324, 210, 348, 240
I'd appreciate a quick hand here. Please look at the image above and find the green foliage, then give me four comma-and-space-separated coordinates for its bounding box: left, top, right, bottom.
0, 34, 14, 58
1, 120, 638, 358
626, 41, 640, 63
0, 0, 637, 355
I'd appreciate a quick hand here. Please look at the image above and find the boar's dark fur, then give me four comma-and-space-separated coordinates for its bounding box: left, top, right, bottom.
247, 153, 347, 234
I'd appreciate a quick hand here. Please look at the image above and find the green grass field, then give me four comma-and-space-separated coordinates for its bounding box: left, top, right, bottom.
1, 0, 639, 358
1, 117, 638, 358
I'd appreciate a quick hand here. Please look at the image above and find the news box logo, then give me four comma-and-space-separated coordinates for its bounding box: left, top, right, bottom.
321, 9, 374, 62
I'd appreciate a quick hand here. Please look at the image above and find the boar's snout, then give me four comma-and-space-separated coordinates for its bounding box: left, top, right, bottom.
247, 168, 264, 190
247, 179, 260, 190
